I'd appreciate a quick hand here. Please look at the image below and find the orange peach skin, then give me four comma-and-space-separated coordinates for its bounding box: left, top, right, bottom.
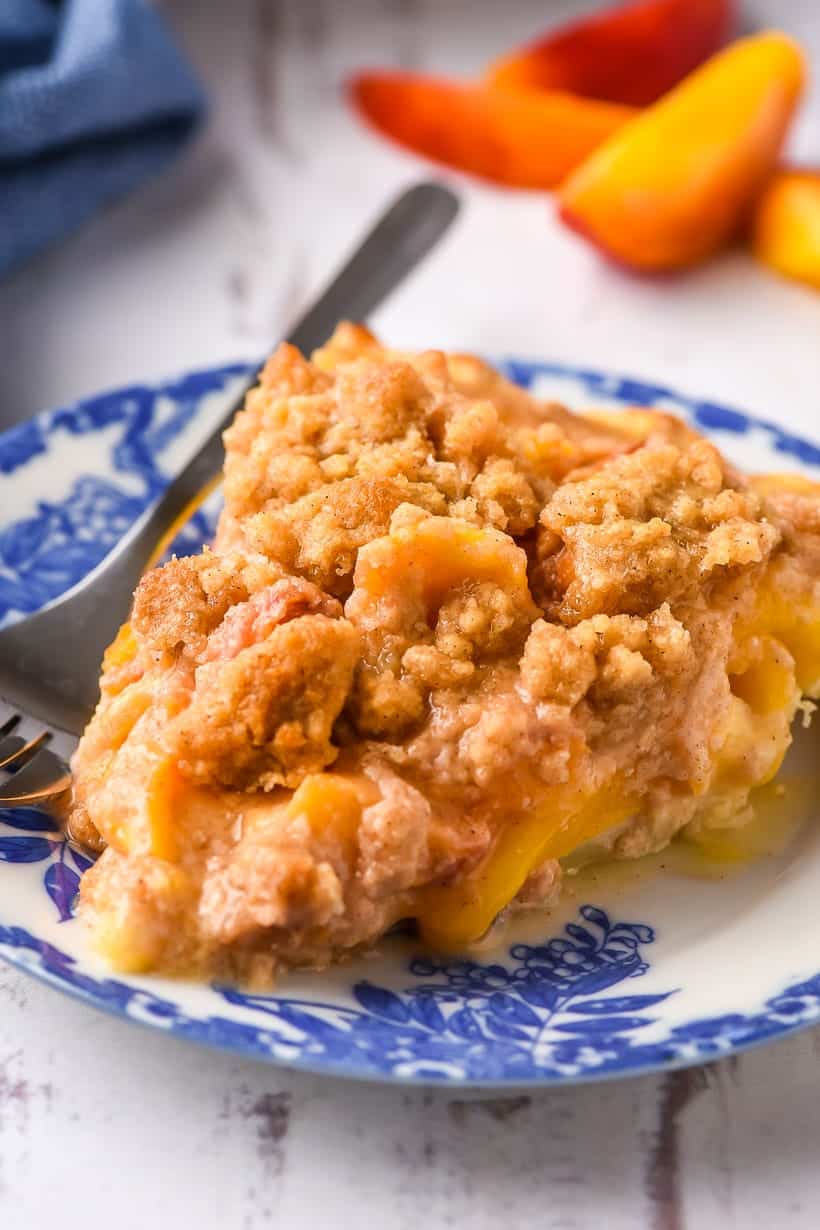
488, 0, 735, 108
349, 72, 635, 191
558, 32, 806, 271
751, 169, 820, 290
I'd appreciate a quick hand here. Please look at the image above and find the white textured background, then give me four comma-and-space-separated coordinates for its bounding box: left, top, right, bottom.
2, 2, 820, 1226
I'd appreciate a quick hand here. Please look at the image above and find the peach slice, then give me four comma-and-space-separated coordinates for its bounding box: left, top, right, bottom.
488, 0, 735, 108
350, 72, 634, 190
417, 781, 636, 950
751, 169, 820, 290
558, 32, 805, 271
350, 513, 538, 629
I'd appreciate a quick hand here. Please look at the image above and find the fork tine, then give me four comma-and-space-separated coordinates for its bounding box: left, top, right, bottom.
0, 745, 72, 806
0, 697, 78, 812
0, 729, 48, 772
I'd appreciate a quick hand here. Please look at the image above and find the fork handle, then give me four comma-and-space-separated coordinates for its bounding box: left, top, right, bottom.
0, 182, 459, 733
124, 181, 460, 587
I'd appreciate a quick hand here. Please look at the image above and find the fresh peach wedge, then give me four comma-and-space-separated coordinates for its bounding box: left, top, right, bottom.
558, 32, 806, 271
488, 0, 735, 107
750, 168, 820, 290
350, 72, 634, 190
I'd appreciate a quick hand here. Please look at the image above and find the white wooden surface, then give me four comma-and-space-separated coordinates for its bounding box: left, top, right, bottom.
2, 2, 820, 1226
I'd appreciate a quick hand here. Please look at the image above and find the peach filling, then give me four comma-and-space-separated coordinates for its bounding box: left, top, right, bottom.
416, 782, 637, 950
353, 515, 538, 623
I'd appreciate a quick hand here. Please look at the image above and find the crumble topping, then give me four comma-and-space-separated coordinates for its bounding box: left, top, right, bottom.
69, 324, 820, 980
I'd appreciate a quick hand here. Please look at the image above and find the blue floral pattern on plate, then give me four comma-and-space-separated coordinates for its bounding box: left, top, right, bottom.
2, 890, 820, 1083
1, 357, 820, 1085
0, 365, 245, 624
0, 806, 93, 921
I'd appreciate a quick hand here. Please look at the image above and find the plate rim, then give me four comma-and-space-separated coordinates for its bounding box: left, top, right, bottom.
4, 919, 820, 1090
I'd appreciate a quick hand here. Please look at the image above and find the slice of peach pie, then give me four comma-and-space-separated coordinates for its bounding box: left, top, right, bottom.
69, 326, 820, 981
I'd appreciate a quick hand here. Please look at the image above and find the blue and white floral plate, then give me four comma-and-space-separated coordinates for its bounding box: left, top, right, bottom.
2, 357, 820, 1087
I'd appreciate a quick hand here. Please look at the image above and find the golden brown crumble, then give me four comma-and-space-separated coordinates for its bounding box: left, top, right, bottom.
69, 325, 820, 980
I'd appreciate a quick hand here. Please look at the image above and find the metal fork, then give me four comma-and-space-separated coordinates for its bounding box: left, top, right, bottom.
0, 181, 460, 809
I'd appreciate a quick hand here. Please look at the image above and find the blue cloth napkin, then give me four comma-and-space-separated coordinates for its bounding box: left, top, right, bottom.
0, 0, 206, 276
